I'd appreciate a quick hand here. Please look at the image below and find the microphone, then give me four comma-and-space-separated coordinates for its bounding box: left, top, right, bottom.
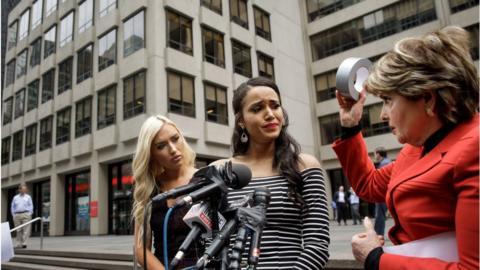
173, 162, 251, 208
151, 179, 208, 202
248, 187, 271, 267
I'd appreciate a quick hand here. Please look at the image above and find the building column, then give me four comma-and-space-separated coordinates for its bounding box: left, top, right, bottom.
49, 174, 64, 236
90, 161, 108, 235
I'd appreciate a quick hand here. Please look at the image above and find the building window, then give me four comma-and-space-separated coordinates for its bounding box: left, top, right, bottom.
14, 89, 25, 119
75, 97, 92, 137
58, 57, 73, 94
166, 10, 193, 55
98, 29, 116, 71
56, 107, 71, 144
123, 10, 144, 57
30, 38, 42, 67
25, 124, 37, 156
315, 71, 336, 102
449, 0, 479, 13
42, 69, 55, 103
466, 24, 479, 60
31, 0, 43, 30
7, 21, 18, 51
310, 0, 436, 60
123, 71, 146, 119
2, 137, 11, 164
5, 59, 16, 87
3, 98, 13, 125
44, 26, 56, 58
77, 44, 93, 83
97, 85, 116, 129
205, 83, 227, 125
60, 12, 74, 47
40, 116, 53, 150
45, 0, 57, 17
167, 71, 195, 117
27, 80, 40, 111
12, 131, 23, 161
202, 27, 225, 67
257, 52, 274, 81
19, 9, 30, 41
230, 0, 249, 28
201, 0, 222, 14
253, 6, 271, 40
16, 50, 28, 78
78, 0, 93, 33
99, 0, 116, 17
232, 40, 252, 77
306, 0, 363, 22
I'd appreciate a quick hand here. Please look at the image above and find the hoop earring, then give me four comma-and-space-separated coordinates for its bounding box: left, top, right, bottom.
240, 129, 249, 143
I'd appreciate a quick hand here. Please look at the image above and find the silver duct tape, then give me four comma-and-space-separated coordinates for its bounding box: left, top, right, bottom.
336, 58, 372, 100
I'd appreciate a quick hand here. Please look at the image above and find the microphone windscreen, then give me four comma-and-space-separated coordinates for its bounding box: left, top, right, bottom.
231, 163, 252, 189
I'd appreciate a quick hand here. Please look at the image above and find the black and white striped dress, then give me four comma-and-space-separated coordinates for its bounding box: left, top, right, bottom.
227, 168, 330, 269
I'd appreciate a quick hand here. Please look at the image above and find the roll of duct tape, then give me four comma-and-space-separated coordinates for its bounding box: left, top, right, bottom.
336, 58, 372, 100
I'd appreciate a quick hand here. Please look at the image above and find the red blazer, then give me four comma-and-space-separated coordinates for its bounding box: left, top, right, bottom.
332, 115, 479, 270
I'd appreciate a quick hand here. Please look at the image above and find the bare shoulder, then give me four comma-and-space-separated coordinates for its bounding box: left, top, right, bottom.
298, 153, 322, 171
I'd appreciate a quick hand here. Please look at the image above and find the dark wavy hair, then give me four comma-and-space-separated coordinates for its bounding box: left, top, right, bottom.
232, 77, 304, 206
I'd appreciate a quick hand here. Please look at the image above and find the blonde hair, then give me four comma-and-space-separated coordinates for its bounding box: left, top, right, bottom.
131, 115, 196, 240
365, 25, 479, 124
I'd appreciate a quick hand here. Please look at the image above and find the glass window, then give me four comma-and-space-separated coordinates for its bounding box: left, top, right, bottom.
99, 29, 116, 71
58, 57, 73, 94
2, 137, 11, 164
45, 0, 57, 17
75, 97, 92, 137
466, 24, 479, 60
99, 0, 116, 17
7, 21, 18, 51
253, 6, 271, 41
97, 85, 116, 129
201, 0, 222, 14
5, 59, 16, 87
123, 71, 146, 119
123, 11, 144, 57
449, 0, 479, 13
3, 98, 13, 125
78, 0, 93, 33
232, 40, 252, 77
204, 83, 228, 124
42, 69, 55, 103
56, 107, 71, 144
257, 52, 274, 81
315, 70, 336, 102
166, 10, 193, 55
202, 27, 225, 67
31, 0, 43, 30
16, 49, 28, 78
77, 44, 93, 83
30, 38, 42, 67
25, 124, 37, 156
44, 26, 56, 58
60, 12, 74, 47
40, 116, 53, 150
12, 131, 23, 161
167, 71, 195, 117
27, 80, 40, 111
14, 89, 25, 119
306, 0, 363, 22
19, 9, 30, 41
230, 0, 248, 28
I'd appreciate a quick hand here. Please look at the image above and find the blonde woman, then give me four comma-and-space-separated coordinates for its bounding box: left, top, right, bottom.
132, 115, 199, 269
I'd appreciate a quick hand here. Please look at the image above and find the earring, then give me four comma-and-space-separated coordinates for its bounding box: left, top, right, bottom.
426, 108, 434, 116
240, 128, 249, 143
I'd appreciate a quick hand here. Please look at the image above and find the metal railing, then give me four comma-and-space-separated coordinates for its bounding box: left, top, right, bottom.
10, 217, 44, 250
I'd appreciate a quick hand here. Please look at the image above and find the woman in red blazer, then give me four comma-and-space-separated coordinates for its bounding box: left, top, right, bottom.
332, 26, 479, 270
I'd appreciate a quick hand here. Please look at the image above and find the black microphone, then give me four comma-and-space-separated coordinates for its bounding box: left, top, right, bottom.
248, 187, 271, 267
173, 162, 251, 208
151, 179, 208, 202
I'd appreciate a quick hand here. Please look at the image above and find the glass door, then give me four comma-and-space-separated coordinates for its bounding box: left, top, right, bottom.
32, 180, 50, 236
65, 171, 90, 235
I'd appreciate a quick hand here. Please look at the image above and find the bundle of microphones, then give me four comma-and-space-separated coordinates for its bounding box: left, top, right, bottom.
148, 161, 271, 270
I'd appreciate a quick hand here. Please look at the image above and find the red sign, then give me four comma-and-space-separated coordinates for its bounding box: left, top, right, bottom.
90, 201, 98, 217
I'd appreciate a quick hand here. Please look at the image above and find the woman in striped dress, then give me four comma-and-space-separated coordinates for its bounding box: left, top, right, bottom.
218, 77, 330, 269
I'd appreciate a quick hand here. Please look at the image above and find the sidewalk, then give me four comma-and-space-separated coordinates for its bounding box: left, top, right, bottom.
24, 219, 395, 260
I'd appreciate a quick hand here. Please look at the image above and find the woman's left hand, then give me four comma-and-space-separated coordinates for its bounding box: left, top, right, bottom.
351, 217, 383, 263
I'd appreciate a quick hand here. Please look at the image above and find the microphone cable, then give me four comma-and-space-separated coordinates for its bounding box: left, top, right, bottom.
143, 201, 152, 270
163, 207, 175, 270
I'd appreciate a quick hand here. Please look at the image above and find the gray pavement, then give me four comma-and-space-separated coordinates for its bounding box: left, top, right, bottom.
24, 219, 395, 260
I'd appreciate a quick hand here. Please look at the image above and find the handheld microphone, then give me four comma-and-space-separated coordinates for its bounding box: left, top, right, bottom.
174, 163, 251, 208
248, 187, 271, 267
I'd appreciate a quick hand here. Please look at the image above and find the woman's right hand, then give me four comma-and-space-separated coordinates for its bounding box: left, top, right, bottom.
335, 90, 366, 127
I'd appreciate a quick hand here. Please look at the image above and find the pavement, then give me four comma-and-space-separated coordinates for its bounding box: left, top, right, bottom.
23, 218, 395, 260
